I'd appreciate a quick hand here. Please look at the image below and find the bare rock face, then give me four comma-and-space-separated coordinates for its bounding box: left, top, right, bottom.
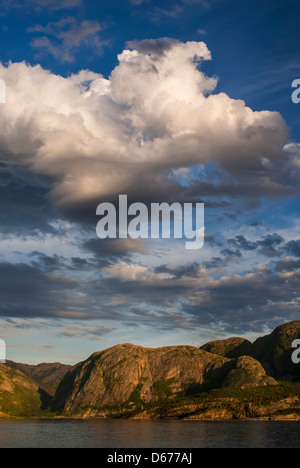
52, 343, 278, 418
222, 356, 278, 389
52, 344, 232, 417
200, 337, 252, 359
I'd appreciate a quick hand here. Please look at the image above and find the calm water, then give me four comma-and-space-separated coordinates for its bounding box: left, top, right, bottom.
0, 419, 299, 448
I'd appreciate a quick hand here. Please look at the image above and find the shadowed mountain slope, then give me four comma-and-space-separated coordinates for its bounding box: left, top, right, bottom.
5, 361, 71, 396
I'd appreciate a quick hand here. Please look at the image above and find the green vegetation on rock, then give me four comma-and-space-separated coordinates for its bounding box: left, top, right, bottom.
0, 364, 56, 417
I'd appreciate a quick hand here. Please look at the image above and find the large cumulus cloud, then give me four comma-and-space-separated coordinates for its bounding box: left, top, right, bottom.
0, 38, 296, 225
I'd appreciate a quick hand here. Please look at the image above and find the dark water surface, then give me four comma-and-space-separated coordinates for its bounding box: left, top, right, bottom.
0, 419, 299, 448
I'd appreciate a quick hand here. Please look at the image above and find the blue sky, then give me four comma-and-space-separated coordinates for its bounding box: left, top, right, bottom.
2, 0, 299, 123
1, 0, 300, 364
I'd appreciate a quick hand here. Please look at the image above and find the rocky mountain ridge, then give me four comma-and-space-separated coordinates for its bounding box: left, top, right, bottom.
1, 319, 300, 420
5, 361, 71, 396
200, 320, 300, 381
51, 344, 277, 418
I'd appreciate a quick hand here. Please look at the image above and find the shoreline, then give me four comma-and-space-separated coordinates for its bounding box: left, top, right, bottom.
0, 414, 300, 422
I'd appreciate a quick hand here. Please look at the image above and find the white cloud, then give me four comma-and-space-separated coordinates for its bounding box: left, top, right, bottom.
0, 39, 294, 220
105, 261, 205, 286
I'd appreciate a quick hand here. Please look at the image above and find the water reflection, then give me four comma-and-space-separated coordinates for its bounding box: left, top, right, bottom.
0, 419, 299, 448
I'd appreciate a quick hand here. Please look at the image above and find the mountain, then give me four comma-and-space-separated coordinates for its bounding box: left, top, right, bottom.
5, 361, 71, 396
200, 337, 252, 359
200, 320, 300, 382
0, 363, 45, 417
250, 320, 300, 381
51, 343, 277, 418
222, 356, 277, 388
1, 319, 300, 420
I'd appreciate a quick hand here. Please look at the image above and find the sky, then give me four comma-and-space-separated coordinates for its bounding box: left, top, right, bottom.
1, 0, 300, 364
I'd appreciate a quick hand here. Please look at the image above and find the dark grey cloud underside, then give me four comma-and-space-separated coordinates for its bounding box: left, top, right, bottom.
0, 178, 59, 236
0, 253, 299, 335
